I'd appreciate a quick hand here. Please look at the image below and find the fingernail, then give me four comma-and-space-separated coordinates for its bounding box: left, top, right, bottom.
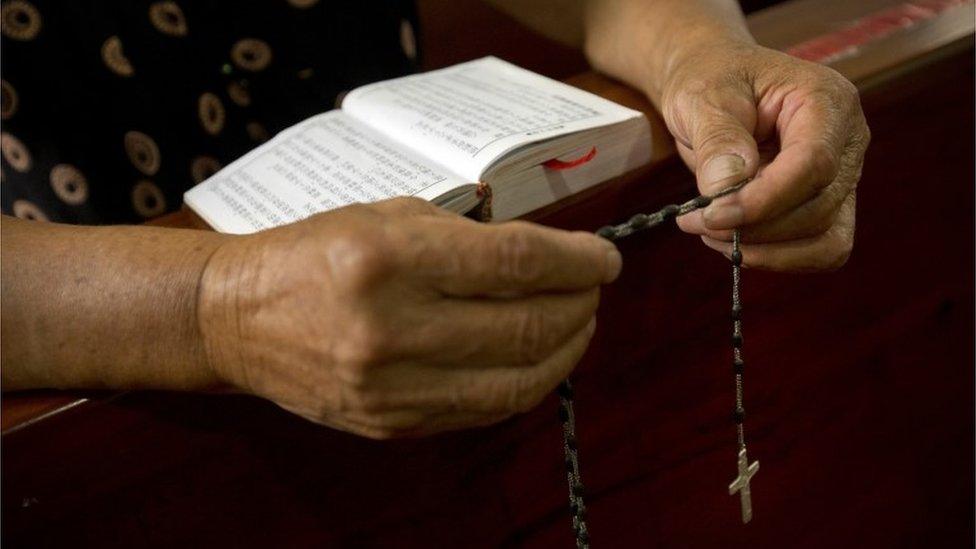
700, 154, 745, 194
605, 248, 623, 282
586, 317, 597, 335
703, 198, 744, 229
701, 235, 732, 257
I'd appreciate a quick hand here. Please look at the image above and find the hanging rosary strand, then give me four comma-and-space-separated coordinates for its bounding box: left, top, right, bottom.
556, 177, 757, 548
727, 227, 759, 524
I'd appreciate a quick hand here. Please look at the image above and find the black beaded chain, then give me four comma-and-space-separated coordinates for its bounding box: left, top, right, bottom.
732, 228, 746, 444
555, 179, 752, 547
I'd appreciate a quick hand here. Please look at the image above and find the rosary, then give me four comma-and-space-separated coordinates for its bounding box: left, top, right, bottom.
557, 179, 759, 548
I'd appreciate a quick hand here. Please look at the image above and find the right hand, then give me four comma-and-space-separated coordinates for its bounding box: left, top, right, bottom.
198, 197, 621, 439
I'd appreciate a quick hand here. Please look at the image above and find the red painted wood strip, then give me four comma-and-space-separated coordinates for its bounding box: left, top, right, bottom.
787, 0, 973, 63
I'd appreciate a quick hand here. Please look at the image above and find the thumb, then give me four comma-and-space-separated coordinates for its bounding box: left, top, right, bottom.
690, 97, 760, 197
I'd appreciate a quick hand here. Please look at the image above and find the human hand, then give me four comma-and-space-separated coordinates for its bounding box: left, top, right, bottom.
659, 40, 870, 271
197, 197, 621, 439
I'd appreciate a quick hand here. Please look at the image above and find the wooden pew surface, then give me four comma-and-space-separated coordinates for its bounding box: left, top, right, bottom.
3, 0, 974, 546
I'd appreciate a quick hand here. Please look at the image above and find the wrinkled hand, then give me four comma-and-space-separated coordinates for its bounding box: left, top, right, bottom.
659, 41, 870, 271
198, 197, 621, 439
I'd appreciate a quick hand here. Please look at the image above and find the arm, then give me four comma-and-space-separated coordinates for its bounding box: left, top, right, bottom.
489, 0, 751, 104
489, 0, 870, 272
1, 199, 621, 439
1, 215, 226, 391
582, 0, 753, 105
488, 0, 754, 101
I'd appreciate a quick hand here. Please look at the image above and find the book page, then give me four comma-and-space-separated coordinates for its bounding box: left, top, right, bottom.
342, 57, 643, 181
184, 111, 466, 234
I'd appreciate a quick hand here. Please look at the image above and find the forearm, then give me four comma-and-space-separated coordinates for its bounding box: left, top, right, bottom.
582, 0, 754, 105
1, 216, 230, 391
487, 0, 754, 106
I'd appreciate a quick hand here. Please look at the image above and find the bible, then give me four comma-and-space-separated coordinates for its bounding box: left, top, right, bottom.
184, 57, 651, 232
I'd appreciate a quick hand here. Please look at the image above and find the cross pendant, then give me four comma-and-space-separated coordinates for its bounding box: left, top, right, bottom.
728, 447, 759, 523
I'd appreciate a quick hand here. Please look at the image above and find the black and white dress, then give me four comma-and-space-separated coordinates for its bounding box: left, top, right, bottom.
0, 0, 420, 224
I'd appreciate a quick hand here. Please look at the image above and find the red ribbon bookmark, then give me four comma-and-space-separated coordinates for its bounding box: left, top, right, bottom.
543, 146, 597, 171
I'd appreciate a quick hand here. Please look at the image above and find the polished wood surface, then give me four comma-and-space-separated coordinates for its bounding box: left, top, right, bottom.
3, 1, 973, 546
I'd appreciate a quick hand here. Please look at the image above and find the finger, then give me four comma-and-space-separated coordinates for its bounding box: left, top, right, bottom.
390, 411, 514, 438
415, 289, 600, 368
406, 219, 622, 296
459, 316, 595, 414
337, 410, 512, 439
369, 195, 458, 218
700, 191, 856, 272
277, 382, 511, 437
696, 110, 865, 239
704, 88, 854, 230
420, 317, 596, 414
678, 182, 851, 243
677, 138, 780, 175
318, 316, 595, 416
676, 140, 697, 171
682, 85, 761, 196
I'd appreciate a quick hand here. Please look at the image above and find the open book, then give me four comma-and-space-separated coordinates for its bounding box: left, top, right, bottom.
184, 57, 651, 233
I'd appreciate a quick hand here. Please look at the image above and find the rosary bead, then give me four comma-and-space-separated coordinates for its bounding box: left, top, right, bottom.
571, 510, 588, 527
596, 226, 617, 240
566, 436, 578, 451
692, 195, 713, 209
731, 249, 743, 266
558, 405, 570, 423
557, 382, 574, 399
577, 531, 590, 544
732, 333, 743, 347
566, 458, 575, 472
627, 213, 650, 229
734, 357, 744, 375
572, 483, 586, 498
733, 407, 745, 424
732, 304, 743, 321
661, 204, 680, 220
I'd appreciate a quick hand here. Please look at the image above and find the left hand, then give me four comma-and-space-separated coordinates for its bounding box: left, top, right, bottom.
659, 40, 870, 272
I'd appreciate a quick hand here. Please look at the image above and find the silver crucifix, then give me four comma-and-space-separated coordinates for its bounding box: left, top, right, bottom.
728, 447, 759, 523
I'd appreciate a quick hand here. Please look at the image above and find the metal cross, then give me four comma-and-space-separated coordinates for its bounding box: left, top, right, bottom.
728, 447, 759, 524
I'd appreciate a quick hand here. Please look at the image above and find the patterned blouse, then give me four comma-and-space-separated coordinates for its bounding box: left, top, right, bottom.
0, 0, 420, 224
